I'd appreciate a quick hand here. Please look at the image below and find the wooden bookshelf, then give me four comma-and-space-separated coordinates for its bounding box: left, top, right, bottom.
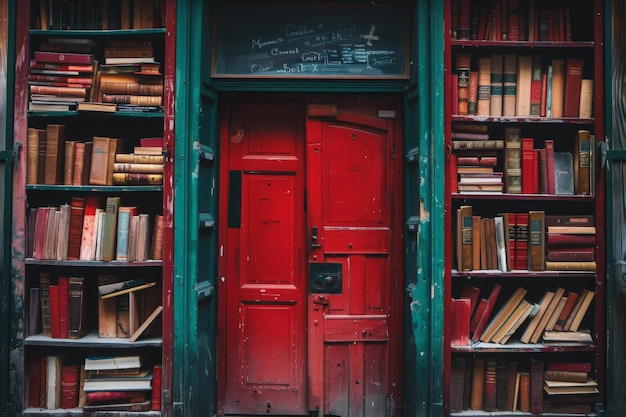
444, 0, 606, 415
12, 1, 173, 415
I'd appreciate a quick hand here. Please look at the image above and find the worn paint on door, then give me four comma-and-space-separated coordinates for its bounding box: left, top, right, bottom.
218, 96, 402, 417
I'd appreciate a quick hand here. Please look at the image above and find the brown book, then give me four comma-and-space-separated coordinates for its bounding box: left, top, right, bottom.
107, 138, 123, 185
477, 57, 491, 116
72, 141, 93, 185
101, 196, 121, 262
89, 136, 112, 185
568, 289, 595, 332
545, 295, 568, 331
27, 128, 43, 184
77, 102, 117, 112
496, 300, 534, 344
456, 53, 471, 115
515, 55, 532, 117
112, 173, 163, 185
113, 163, 164, 174
63, 141, 76, 185
505, 360, 518, 411
545, 370, 588, 383
528, 210, 545, 271
472, 284, 502, 342
68, 277, 86, 339
66, 197, 85, 260
55, 203, 71, 261
579, 79, 594, 118
530, 286, 566, 344
550, 59, 565, 118
563, 58, 584, 117
545, 260, 597, 271
459, 205, 473, 271
99, 81, 163, 96
480, 286, 527, 343
470, 298, 488, 334
115, 153, 165, 164
518, 372, 530, 412
449, 358, 466, 412
574, 129, 592, 195
471, 215, 481, 269
521, 292, 553, 344
44, 124, 66, 185
504, 127, 522, 194
150, 214, 164, 260
39, 272, 52, 337
553, 291, 580, 330
483, 359, 497, 411
489, 54, 503, 116
102, 94, 163, 106
502, 54, 517, 116
530, 359, 544, 414
469, 357, 485, 410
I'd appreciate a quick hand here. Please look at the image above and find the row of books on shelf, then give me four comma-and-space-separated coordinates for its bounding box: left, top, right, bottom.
27, 196, 163, 262
451, 283, 595, 346
28, 354, 161, 411
31, 273, 162, 340
452, 0, 577, 43
453, 52, 592, 119
455, 208, 596, 272
450, 357, 599, 415
451, 126, 594, 195
28, 38, 163, 112
31, 0, 166, 30
27, 124, 164, 186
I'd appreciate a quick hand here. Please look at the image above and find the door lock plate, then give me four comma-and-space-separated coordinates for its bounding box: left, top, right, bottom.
309, 263, 342, 294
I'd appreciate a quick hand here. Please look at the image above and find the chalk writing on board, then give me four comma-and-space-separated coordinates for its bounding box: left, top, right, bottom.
213, 6, 408, 78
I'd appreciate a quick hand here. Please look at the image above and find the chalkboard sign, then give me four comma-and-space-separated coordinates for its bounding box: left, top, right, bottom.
212, 5, 409, 79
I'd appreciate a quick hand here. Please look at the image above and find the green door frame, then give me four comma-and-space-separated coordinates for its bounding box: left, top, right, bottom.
1, 0, 16, 415
172, 1, 445, 416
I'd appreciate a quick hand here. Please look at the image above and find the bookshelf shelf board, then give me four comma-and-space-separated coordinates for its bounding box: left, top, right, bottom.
452, 270, 596, 279
27, 111, 165, 118
26, 185, 163, 192
451, 193, 596, 202
29, 28, 166, 37
451, 341, 596, 353
451, 40, 595, 48
449, 412, 597, 417
451, 115, 595, 125
23, 408, 161, 417
25, 258, 162, 267
25, 332, 162, 348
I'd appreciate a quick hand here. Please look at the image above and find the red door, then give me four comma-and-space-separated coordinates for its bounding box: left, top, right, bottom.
218, 96, 402, 417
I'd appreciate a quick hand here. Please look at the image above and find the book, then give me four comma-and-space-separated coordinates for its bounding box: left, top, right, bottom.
451, 298, 471, 346
494, 216, 507, 271
543, 330, 593, 344
68, 276, 86, 339
521, 137, 534, 194
579, 78, 594, 118
575, 129, 592, 195
89, 136, 112, 185
101, 196, 121, 262
458, 205, 473, 271
77, 101, 117, 112
489, 54, 503, 116
27, 354, 43, 407
528, 210, 545, 271
456, 53, 471, 115
112, 173, 164, 185
116, 206, 138, 261
60, 365, 80, 409
545, 139, 555, 194
529, 54, 542, 116
518, 372, 530, 412
83, 372, 153, 392
129, 305, 163, 342
563, 58, 584, 117
504, 127, 522, 194
502, 54, 517, 116
449, 358, 465, 413
85, 390, 146, 404
34, 51, 94, 65
482, 359, 497, 411
553, 152, 574, 195
546, 362, 592, 373
553, 291, 579, 330
545, 370, 588, 383
477, 57, 491, 116
543, 378, 599, 395
46, 355, 62, 409
550, 59, 565, 118
480, 286, 527, 343
44, 124, 66, 185
469, 357, 485, 410
150, 214, 164, 260
530, 359, 544, 414
97, 275, 119, 338
39, 272, 52, 336
544, 295, 567, 331
545, 260, 597, 271
472, 283, 502, 342
568, 289, 595, 331
515, 55, 532, 117
84, 355, 141, 371
79, 196, 103, 261
522, 292, 556, 345
29, 287, 41, 336
529, 286, 566, 344
491, 299, 533, 344
113, 162, 164, 173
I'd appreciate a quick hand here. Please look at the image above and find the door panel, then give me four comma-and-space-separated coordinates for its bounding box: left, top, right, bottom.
306, 96, 400, 417
219, 96, 401, 417
221, 99, 308, 415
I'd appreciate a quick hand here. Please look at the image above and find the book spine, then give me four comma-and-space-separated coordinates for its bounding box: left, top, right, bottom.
483, 359, 497, 411
529, 54, 542, 116
60, 365, 79, 409
34, 51, 93, 65
530, 359, 544, 415
489, 54, 503, 116
528, 210, 545, 271
563, 58, 584, 117
112, 173, 163, 185
575, 129, 591, 195
477, 57, 491, 116
502, 54, 517, 116
521, 138, 535, 194
504, 127, 522, 194
456, 53, 471, 115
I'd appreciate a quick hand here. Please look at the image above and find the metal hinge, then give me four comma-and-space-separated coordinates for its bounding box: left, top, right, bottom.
0, 141, 21, 170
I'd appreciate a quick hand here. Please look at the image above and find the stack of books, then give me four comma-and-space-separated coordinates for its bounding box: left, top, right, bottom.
95, 40, 164, 113
543, 361, 600, 414
451, 123, 504, 194
545, 215, 596, 271
82, 355, 153, 411
113, 145, 165, 186
28, 40, 96, 112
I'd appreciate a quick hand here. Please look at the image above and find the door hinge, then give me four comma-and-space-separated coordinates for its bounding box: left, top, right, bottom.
0, 141, 21, 170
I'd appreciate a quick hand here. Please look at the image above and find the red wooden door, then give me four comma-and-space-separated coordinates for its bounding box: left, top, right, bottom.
218, 96, 401, 416
306, 96, 401, 417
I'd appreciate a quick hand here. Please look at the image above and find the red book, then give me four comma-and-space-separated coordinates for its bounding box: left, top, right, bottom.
530, 359, 544, 415
461, 284, 481, 317
483, 359, 497, 411
60, 365, 79, 409
540, 72, 548, 116
472, 283, 502, 342
451, 298, 471, 346
29, 60, 94, 73
545, 214, 595, 227
538, 148, 548, 194
451, 74, 459, 115
66, 197, 85, 260
457, 0, 471, 39
86, 391, 146, 404
470, 298, 488, 334
532, 149, 539, 193
553, 292, 580, 331
529, 54, 542, 116
58, 277, 69, 339
546, 248, 595, 262
27, 354, 43, 407
140, 137, 164, 147
49, 284, 61, 338
546, 362, 592, 373
34, 51, 94, 65
151, 364, 163, 411
450, 153, 458, 193
521, 138, 535, 194
33, 207, 50, 260
515, 213, 529, 270
545, 139, 555, 194
546, 233, 596, 247
563, 58, 584, 117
